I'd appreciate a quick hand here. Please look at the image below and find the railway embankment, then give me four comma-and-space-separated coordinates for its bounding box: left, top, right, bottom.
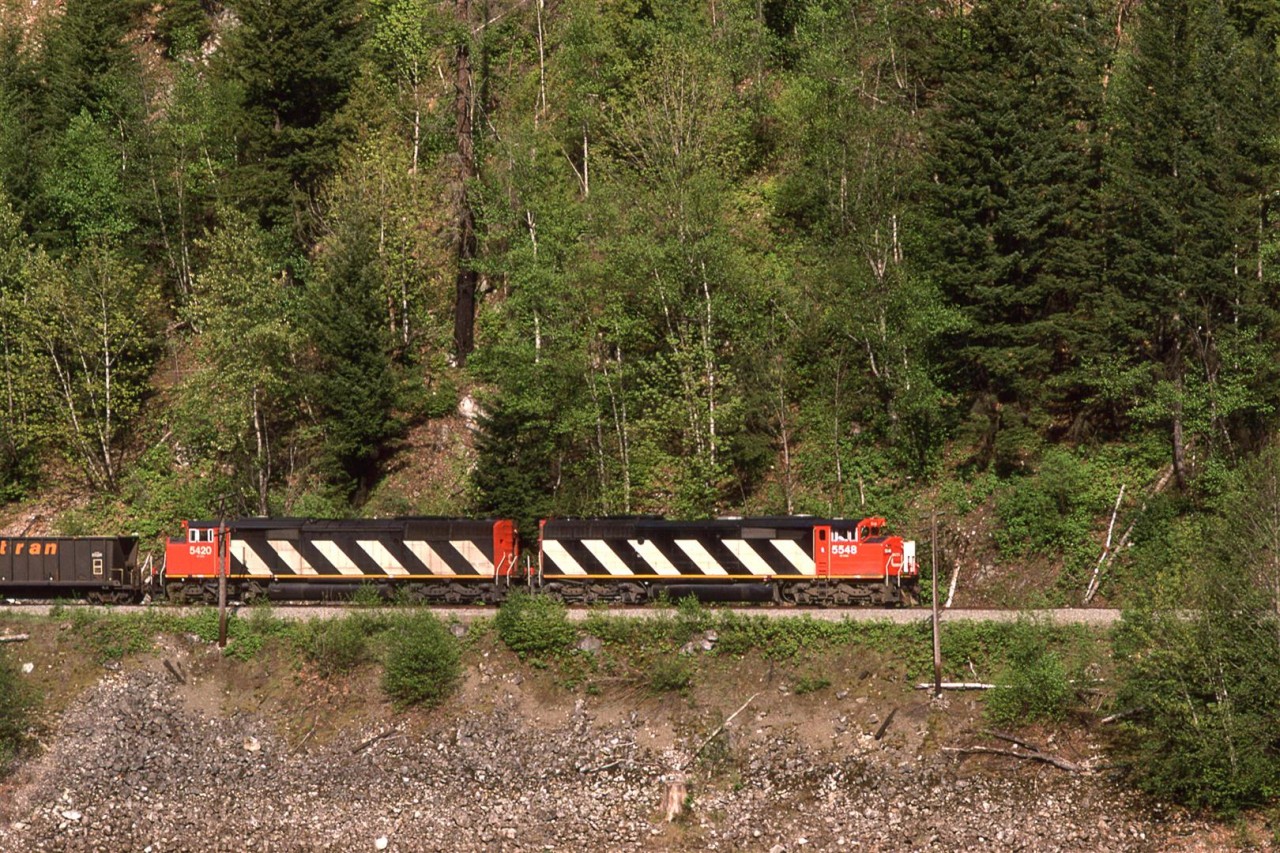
0, 608, 1244, 851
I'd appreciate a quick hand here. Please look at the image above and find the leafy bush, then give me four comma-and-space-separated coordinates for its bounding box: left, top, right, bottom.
382, 613, 462, 708
985, 623, 1075, 727
0, 649, 36, 775
649, 656, 693, 694
496, 593, 576, 658
793, 674, 831, 695
994, 448, 1092, 555
1112, 609, 1280, 812
304, 617, 370, 677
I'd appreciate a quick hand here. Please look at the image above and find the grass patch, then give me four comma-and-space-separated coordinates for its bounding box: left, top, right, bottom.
0, 647, 38, 777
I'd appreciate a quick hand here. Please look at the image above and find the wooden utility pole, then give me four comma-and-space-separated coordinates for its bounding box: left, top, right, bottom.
217, 522, 228, 649
932, 509, 941, 697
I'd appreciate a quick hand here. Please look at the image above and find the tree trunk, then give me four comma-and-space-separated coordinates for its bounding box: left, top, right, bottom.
1171, 336, 1187, 490
452, 0, 478, 366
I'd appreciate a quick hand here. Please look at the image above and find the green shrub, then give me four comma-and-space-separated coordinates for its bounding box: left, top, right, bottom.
305, 617, 370, 677
1113, 609, 1280, 812
496, 593, 576, 658
0, 649, 36, 776
350, 583, 385, 607
382, 613, 462, 708
793, 674, 831, 695
985, 649, 1073, 727
649, 656, 693, 694
70, 610, 167, 661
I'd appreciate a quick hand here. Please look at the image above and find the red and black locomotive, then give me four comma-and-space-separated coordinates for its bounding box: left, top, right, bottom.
1, 514, 918, 606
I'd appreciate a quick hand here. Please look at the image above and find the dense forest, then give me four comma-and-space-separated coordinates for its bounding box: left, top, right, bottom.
2, 0, 1280, 583
6, 0, 1280, 811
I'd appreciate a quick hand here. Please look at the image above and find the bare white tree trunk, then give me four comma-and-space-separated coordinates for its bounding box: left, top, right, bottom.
253, 387, 270, 516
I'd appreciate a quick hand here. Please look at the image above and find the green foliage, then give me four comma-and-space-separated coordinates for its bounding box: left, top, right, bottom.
382, 612, 462, 708
984, 621, 1076, 727
69, 608, 165, 661
303, 616, 371, 677
301, 211, 402, 499
495, 593, 577, 659
1113, 608, 1280, 812
21, 245, 161, 492
714, 613, 859, 660
221, 0, 365, 240
792, 674, 831, 695
648, 655, 694, 694
0, 647, 37, 776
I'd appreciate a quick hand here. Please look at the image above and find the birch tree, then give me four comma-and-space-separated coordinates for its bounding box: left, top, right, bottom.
24, 246, 158, 492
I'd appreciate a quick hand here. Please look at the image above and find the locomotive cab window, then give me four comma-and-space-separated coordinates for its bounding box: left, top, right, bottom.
189, 528, 214, 544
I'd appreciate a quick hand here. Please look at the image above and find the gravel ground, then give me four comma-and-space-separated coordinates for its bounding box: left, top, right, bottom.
0, 604, 1125, 627
0, 650, 1218, 853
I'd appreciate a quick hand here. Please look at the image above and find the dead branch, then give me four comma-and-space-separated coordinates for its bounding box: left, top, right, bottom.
983, 729, 1041, 752
292, 717, 319, 754
0, 633, 30, 643
351, 729, 400, 754
1099, 707, 1143, 725
684, 692, 759, 769
914, 682, 997, 691
942, 745, 1086, 773
579, 759, 623, 774
1085, 464, 1177, 603
1085, 484, 1125, 602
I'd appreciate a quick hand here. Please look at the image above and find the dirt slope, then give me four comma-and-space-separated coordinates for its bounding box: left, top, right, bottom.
0, 617, 1242, 852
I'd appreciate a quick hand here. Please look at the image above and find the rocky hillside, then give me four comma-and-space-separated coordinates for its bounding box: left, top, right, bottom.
0, 615, 1242, 852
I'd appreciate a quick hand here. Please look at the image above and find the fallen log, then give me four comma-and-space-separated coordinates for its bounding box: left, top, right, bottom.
351, 729, 400, 754
0, 633, 29, 643
1099, 707, 1142, 725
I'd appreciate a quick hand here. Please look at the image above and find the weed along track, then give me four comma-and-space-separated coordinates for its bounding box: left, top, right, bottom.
0, 602, 1123, 625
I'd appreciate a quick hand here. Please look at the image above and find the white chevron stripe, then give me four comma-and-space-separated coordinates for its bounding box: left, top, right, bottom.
233, 540, 272, 577
542, 540, 587, 576
269, 540, 317, 575
357, 540, 408, 576
724, 540, 774, 576
405, 540, 451, 575
772, 540, 816, 575
675, 540, 728, 576
312, 540, 364, 576
629, 540, 681, 577
451, 540, 495, 576
583, 540, 630, 575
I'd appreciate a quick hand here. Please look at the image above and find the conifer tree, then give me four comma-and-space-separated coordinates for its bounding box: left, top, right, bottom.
221, 0, 365, 243
922, 0, 1107, 435
1101, 0, 1278, 483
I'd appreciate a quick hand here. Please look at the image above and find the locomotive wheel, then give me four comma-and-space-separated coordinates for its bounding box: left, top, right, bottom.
242, 581, 268, 604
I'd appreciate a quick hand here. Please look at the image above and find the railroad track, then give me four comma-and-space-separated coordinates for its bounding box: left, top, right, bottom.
0, 603, 1122, 626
